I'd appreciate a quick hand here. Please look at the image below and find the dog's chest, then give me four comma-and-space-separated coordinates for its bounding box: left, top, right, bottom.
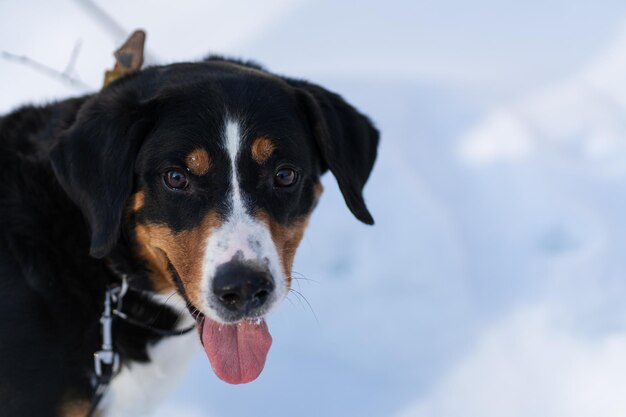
100, 295, 199, 417
101, 331, 198, 417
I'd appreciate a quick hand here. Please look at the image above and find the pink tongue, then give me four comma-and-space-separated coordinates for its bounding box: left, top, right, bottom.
201, 318, 272, 384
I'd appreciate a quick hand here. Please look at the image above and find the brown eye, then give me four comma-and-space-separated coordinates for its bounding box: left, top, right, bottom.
163, 169, 189, 190
274, 167, 298, 187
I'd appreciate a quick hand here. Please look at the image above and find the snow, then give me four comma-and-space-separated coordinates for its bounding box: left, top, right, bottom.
459, 20, 626, 172
395, 306, 626, 417
3, 1, 626, 416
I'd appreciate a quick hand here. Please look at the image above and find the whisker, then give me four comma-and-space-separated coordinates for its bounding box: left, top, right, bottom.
292, 271, 317, 282
290, 274, 302, 292
148, 290, 196, 333
150, 290, 180, 324
289, 288, 319, 325
291, 272, 319, 284
291, 271, 319, 292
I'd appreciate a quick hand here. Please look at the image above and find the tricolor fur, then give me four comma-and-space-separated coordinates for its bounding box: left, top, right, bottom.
0, 57, 378, 416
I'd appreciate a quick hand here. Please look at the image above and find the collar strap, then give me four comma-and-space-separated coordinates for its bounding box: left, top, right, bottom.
112, 308, 195, 336
99, 274, 195, 342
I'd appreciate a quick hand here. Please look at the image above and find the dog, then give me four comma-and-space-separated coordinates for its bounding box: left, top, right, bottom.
0, 54, 378, 416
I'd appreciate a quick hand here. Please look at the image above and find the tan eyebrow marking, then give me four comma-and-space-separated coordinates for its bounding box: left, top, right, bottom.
251, 136, 276, 164
185, 148, 211, 175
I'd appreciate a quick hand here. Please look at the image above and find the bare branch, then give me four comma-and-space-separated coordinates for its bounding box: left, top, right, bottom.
63, 39, 83, 76
2, 51, 92, 91
73, 0, 160, 65
72, 0, 126, 43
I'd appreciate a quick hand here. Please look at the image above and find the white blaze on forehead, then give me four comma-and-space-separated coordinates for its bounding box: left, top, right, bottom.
198, 118, 286, 322
225, 119, 246, 220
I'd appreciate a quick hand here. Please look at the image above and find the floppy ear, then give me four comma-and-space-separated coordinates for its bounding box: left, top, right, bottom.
292, 81, 379, 224
50, 91, 152, 258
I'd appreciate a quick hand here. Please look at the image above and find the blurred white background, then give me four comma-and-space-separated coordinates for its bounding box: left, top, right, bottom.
3, 1, 626, 416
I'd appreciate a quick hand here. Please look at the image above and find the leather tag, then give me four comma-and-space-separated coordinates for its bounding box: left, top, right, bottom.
103, 30, 146, 88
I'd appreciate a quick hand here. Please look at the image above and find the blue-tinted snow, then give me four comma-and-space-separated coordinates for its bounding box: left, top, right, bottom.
2, 1, 626, 416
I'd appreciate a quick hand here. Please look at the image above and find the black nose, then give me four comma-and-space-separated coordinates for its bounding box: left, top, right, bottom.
212, 260, 274, 315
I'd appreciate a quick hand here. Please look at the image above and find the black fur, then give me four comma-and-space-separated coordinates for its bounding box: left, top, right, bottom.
0, 57, 379, 416
289, 79, 379, 224
0, 98, 182, 416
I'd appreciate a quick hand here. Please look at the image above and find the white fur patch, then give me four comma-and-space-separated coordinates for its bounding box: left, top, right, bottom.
198, 118, 286, 322
100, 294, 198, 417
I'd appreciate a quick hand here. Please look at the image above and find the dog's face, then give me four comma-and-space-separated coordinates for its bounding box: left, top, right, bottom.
51, 60, 378, 384
132, 80, 322, 323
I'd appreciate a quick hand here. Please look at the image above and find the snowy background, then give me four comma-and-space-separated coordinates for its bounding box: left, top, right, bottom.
3, 1, 626, 416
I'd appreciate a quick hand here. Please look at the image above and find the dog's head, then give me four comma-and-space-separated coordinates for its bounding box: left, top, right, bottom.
51, 59, 378, 384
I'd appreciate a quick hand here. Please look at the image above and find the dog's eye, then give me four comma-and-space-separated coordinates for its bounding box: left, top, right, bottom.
163, 169, 189, 190
274, 167, 298, 187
